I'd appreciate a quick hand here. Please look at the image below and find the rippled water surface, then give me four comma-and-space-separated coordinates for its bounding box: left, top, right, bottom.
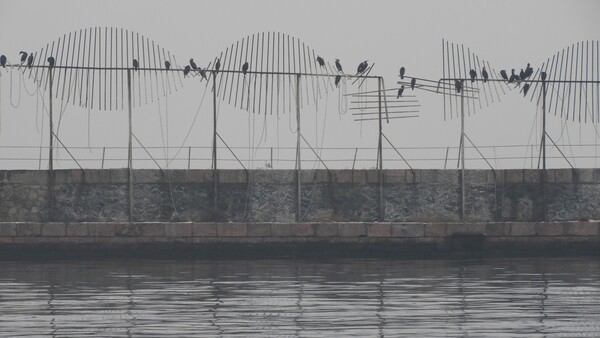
0, 257, 599, 337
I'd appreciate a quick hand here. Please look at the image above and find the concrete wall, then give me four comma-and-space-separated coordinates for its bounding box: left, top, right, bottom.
1, 168, 600, 223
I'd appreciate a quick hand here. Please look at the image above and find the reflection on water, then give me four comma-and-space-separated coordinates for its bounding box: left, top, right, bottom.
0, 257, 599, 337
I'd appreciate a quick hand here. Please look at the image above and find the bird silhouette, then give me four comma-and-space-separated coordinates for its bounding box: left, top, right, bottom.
522, 83, 530, 96
335, 59, 342, 72
190, 58, 197, 70
410, 77, 416, 90
335, 75, 341, 87
165, 60, 171, 70
47, 56, 55, 69
19, 51, 27, 64
183, 65, 191, 77
541, 71, 547, 81
133, 59, 139, 70
519, 69, 525, 80
0, 55, 6, 68
26, 53, 34, 69
454, 79, 463, 93
508, 69, 516, 83
524, 63, 533, 79
397, 85, 405, 98
399, 67, 405, 79
214, 59, 221, 73
469, 69, 477, 83
500, 69, 508, 81
482, 67, 488, 83
199, 68, 207, 79
356, 60, 368, 75
316, 56, 325, 67
242, 61, 249, 75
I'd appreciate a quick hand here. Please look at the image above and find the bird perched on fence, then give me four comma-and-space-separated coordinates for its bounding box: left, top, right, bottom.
133, 59, 139, 70
47, 56, 55, 69
541, 71, 547, 81
190, 58, 197, 70
242, 61, 249, 75
508, 69, 517, 83
0, 55, 6, 68
214, 59, 221, 73
500, 69, 508, 81
399, 67, 405, 79
454, 79, 463, 93
316, 56, 325, 67
335, 75, 341, 87
482, 67, 489, 83
26, 53, 34, 69
183, 65, 191, 77
356, 60, 368, 75
519, 69, 525, 81
18, 51, 27, 68
164, 60, 171, 70
335, 59, 342, 72
410, 77, 416, 90
469, 69, 477, 83
397, 85, 405, 98
522, 83, 530, 96
198, 68, 207, 79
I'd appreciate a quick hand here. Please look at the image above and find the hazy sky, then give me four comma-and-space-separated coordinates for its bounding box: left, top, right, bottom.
1, 0, 599, 170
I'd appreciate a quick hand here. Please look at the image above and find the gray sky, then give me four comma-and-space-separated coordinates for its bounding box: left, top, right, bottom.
1, 0, 599, 170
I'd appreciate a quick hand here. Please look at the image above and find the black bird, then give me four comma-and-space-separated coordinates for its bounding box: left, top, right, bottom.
399, 66, 405, 79
500, 69, 508, 81
316, 56, 325, 67
242, 61, 249, 75
410, 77, 416, 90
541, 71, 547, 81
0, 55, 6, 68
508, 69, 516, 83
519, 69, 525, 81
335, 59, 342, 72
26, 53, 34, 69
482, 67, 488, 83
165, 60, 171, 70
199, 68, 207, 79
19, 51, 27, 64
335, 75, 341, 87
469, 69, 477, 83
133, 59, 139, 70
190, 58, 197, 70
454, 79, 463, 93
522, 83, 530, 97
397, 85, 405, 98
356, 60, 368, 75
214, 59, 220, 73
183, 65, 191, 77
524, 63, 533, 79
47, 56, 55, 69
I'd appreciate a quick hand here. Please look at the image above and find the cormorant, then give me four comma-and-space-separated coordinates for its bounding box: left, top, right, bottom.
199, 68, 207, 79
183, 65, 191, 77
0, 55, 6, 68
27, 53, 34, 69
410, 77, 416, 90
397, 85, 405, 98
335, 59, 342, 72
482, 67, 488, 83
519, 69, 525, 80
335, 75, 341, 87
399, 67, 405, 79
47, 56, 55, 69
316, 56, 325, 67
133, 59, 139, 70
524, 63, 533, 79
500, 69, 508, 81
165, 60, 171, 70
242, 61, 249, 75
19, 51, 27, 64
508, 69, 516, 83
214, 59, 220, 73
356, 60, 368, 75
455, 79, 463, 93
541, 71, 547, 81
190, 58, 197, 70
522, 83, 530, 96
469, 69, 477, 83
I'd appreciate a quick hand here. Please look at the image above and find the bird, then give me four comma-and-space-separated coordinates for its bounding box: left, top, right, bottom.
399, 67, 405, 79
214, 59, 220, 73
519, 69, 526, 81
19, 51, 27, 64
316, 56, 325, 67
47, 56, 55, 69
482, 67, 488, 83
522, 83, 530, 96
26, 53, 34, 69
500, 69, 508, 81
454, 79, 463, 93
524, 63, 533, 79
397, 85, 405, 98
541, 71, 547, 81
242, 61, 249, 75
410, 77, 416, 90
133, 59, 139, 70
165, 60, 171, 70
508, 69, 516, 83
469, 69, 477, 83
198, 68, 207, 79
190, 58, 197, 70
335, 75, 341, 87
335, 59, 342, 72
183, 65, 191, 77
0, 55, 6, 68
356, 60, 368, 75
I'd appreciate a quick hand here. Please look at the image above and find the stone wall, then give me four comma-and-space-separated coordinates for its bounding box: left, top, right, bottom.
1, 168, 600, 223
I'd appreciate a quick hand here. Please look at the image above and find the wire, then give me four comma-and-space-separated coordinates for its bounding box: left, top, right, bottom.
9, 69, 22, 108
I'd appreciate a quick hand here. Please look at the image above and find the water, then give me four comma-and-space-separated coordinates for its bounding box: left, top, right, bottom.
0, 257, 599, 337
